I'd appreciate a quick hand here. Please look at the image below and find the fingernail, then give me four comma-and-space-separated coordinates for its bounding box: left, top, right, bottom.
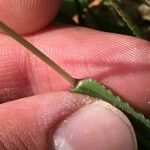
52, 101, 137, 150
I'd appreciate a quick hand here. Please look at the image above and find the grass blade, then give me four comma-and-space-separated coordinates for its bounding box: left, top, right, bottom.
110, 0, 142, 38
71, 78, 150, 150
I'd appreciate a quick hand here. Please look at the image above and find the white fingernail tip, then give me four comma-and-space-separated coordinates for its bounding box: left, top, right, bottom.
54, 136, 73, 150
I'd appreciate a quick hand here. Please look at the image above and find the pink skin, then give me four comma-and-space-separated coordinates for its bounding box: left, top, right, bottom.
0, 0, 149, 149
0, 26, 150, 115
0, 0, 61, 34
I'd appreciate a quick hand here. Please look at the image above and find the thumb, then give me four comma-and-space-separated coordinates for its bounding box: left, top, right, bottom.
0, 92, 137, 150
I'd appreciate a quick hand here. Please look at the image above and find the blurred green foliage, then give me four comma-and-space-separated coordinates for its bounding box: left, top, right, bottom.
56, 0, 150, 40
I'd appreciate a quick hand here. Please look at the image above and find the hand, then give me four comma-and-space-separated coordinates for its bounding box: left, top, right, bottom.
0, 0, 150, 149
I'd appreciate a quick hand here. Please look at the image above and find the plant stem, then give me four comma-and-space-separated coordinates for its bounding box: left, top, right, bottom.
74, 0, 85, 26
110, 0, 142, 38
0, 21, 77, 86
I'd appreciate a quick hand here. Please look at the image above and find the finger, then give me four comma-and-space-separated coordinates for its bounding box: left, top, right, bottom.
0, 92, 137, 150
0, 25, 150, 115
53, 101, 137, 150
0, 0, 61, 34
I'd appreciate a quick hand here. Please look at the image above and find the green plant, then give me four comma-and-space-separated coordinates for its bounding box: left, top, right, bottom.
57, 0, 150, 40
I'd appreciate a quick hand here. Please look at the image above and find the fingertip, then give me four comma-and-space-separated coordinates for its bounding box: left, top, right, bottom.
53, 101, 137, 150
0, 0, 61, 34
0, 92, 90, 149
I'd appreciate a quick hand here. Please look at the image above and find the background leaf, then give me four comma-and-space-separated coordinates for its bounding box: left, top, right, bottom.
56, 0, 150, 40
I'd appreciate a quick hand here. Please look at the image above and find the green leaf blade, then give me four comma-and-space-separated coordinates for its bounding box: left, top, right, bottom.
71, 78, 150, 149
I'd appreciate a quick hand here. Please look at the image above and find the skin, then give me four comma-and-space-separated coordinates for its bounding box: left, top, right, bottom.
0, 0, 150, 149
